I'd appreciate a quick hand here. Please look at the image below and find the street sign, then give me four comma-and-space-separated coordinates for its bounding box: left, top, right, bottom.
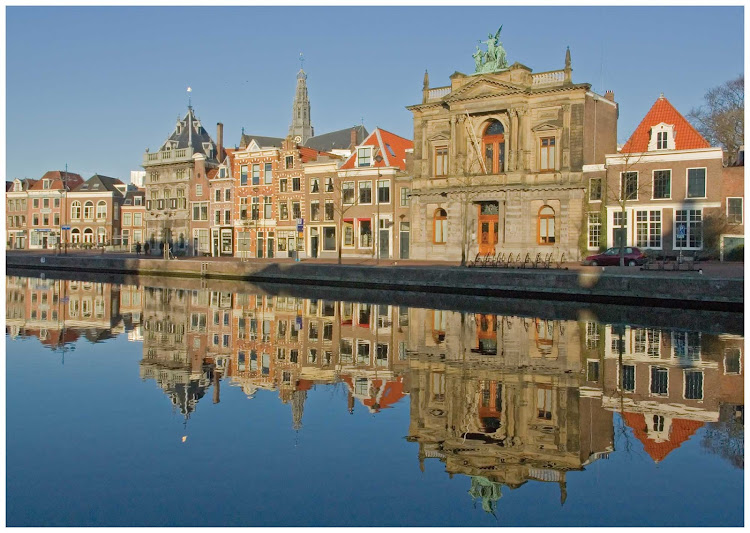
61, 225, 71, 231
35, 228, 51, 232
60, 297, 69, 303
296, 218, 304, 232
676, 223, 687, 239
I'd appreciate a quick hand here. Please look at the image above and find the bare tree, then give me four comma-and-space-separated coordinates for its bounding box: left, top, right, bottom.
329, 178, 359, 265
604, 148, 646, 267
688, 75, 744, 163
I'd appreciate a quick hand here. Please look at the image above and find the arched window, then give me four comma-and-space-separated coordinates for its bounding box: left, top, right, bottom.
83, 201, 94, 220
71, 228, 81, 243
97, 227, 107, 244
538, 206, 555, 245
483, 120, 505, 174
71, 201, 81, 220
96, 201, 107, 219
433, 208, 448, 244
83, 228, 94, 243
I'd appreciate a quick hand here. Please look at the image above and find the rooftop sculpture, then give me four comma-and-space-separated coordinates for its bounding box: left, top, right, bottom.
473, 26, 509, 74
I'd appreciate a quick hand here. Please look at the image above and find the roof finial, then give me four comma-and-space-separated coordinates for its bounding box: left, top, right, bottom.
423, 69, 429, 90
565, 46, 571, 69
299, 52, 304, 70
659, 92, 664, 99
187, 86, 192, 110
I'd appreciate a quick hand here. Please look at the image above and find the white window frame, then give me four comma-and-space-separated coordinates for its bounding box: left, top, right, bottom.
673, 208, 703, 250
727, 197, 743, 225
649, 365, 669, 397
635, 209, 662, 250
685, 167, 707, 199
587, 212, 601, 250
683, 369, 704, 401
620, 171, 639, 201
651, 169, 672, 200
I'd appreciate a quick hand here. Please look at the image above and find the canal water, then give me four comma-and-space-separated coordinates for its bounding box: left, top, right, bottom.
6, 273, 744, 526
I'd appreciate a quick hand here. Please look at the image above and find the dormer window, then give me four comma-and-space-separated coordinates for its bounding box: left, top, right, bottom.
648, 123, 675, 151
219, 168, 226, 178
657, 131, 668, 149
176, 123, 182, 134
43, 179, 51, 189
357, 147, 372, 167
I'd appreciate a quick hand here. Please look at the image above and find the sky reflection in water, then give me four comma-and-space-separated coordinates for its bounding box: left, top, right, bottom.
5, 274, 744, 526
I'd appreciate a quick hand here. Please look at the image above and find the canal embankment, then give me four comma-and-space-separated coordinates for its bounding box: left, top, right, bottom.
7, 253, 743, 313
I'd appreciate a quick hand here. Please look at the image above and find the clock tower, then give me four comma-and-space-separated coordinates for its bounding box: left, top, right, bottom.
288, 67, 314, 145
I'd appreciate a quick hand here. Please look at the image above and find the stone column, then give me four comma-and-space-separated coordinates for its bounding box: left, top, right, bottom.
561, 104, 571, 172
518, 107, 529, 170
456, 114, 467, 174
449, 115, 457, 175
509, 109, 519, 171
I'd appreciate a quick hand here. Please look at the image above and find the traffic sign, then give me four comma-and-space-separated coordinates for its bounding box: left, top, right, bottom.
61, 225, 71, 231
296, 218, 304, 232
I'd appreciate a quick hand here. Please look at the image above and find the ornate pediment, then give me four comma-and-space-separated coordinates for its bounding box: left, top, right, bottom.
531, 122, 559, 133
445, 77, 523, 103
428, 133, 451, 142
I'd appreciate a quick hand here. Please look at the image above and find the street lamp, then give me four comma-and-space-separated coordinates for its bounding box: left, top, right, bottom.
374, 155, 384, 265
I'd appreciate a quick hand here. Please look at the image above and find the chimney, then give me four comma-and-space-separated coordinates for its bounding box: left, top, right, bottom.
349, 127, 358, 151
216, 122, 224, 162
604, 90, 615, 102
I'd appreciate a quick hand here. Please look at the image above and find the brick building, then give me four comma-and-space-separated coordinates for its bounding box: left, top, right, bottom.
26, 171, 84, 250
589, 95, 724, 257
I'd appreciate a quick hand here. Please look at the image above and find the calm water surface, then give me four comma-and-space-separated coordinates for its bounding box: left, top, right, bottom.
6, 274, 744, 526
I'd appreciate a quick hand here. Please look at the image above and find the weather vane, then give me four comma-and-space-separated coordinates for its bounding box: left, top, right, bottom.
299, 52, 304, 69
187, 86, 192, 108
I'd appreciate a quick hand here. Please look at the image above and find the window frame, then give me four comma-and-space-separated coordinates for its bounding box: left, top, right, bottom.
686, 167, 707, 199
727, 197, 743, 225
537, 205, 555, 245
434, 146, 449, 177
620, 171, 639, 201
433, 208, 447, 245
539, 136, 556, 172
652, 169, 672, 200
589, 177, 602, 202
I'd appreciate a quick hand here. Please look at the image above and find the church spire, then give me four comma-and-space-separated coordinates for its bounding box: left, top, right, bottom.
289, 56, 314, 144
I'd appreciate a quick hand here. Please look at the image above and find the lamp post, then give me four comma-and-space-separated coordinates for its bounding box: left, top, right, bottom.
374, 156, 383, 265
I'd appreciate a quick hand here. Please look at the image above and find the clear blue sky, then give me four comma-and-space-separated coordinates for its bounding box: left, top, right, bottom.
6, 6, 744, 182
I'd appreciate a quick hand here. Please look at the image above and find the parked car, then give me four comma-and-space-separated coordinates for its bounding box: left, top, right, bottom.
584, 247, 645, 266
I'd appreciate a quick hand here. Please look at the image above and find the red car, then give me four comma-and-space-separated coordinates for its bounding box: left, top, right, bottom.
584, 247, 645, 266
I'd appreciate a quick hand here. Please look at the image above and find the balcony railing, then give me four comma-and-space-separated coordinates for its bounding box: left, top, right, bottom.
532, 70, 565, 87
143, 147, 194, 164
425, 86, 451, 102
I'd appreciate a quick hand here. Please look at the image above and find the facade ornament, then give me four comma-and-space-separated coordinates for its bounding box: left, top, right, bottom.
423, 70, 430, 90
473, 26, 509, 74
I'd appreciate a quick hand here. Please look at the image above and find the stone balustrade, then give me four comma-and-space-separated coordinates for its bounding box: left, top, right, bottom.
426, 86, 451, 101
531, 70, 565, 86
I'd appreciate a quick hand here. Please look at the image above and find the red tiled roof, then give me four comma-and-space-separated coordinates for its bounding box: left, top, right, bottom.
621, 95, 710, 153
340, 128, 413, 170
297, 146, 339, 163
622, 412, 704, 463
29, 170, 84, 191
206, 169, 219, 180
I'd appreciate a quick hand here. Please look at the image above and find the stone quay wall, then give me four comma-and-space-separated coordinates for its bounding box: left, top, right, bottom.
6, 254, 742, 312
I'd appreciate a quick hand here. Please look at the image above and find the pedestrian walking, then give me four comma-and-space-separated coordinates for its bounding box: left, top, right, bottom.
144, 242, 150, 255
135, 242, 142, 255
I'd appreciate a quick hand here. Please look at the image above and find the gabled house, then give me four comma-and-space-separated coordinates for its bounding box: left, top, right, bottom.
336, 128, 414, 260
590, 95, 723, 256
6, 177, 38, 249
26, 170, 84, 250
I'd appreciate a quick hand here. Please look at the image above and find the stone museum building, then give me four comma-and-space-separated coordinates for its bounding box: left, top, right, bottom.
407, 32, 618, 262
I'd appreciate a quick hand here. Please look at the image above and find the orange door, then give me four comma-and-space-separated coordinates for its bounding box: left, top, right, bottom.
478, 214, 499, 255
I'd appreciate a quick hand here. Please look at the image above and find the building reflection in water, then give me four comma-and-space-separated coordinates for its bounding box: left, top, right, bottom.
6, 275, 745, 512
